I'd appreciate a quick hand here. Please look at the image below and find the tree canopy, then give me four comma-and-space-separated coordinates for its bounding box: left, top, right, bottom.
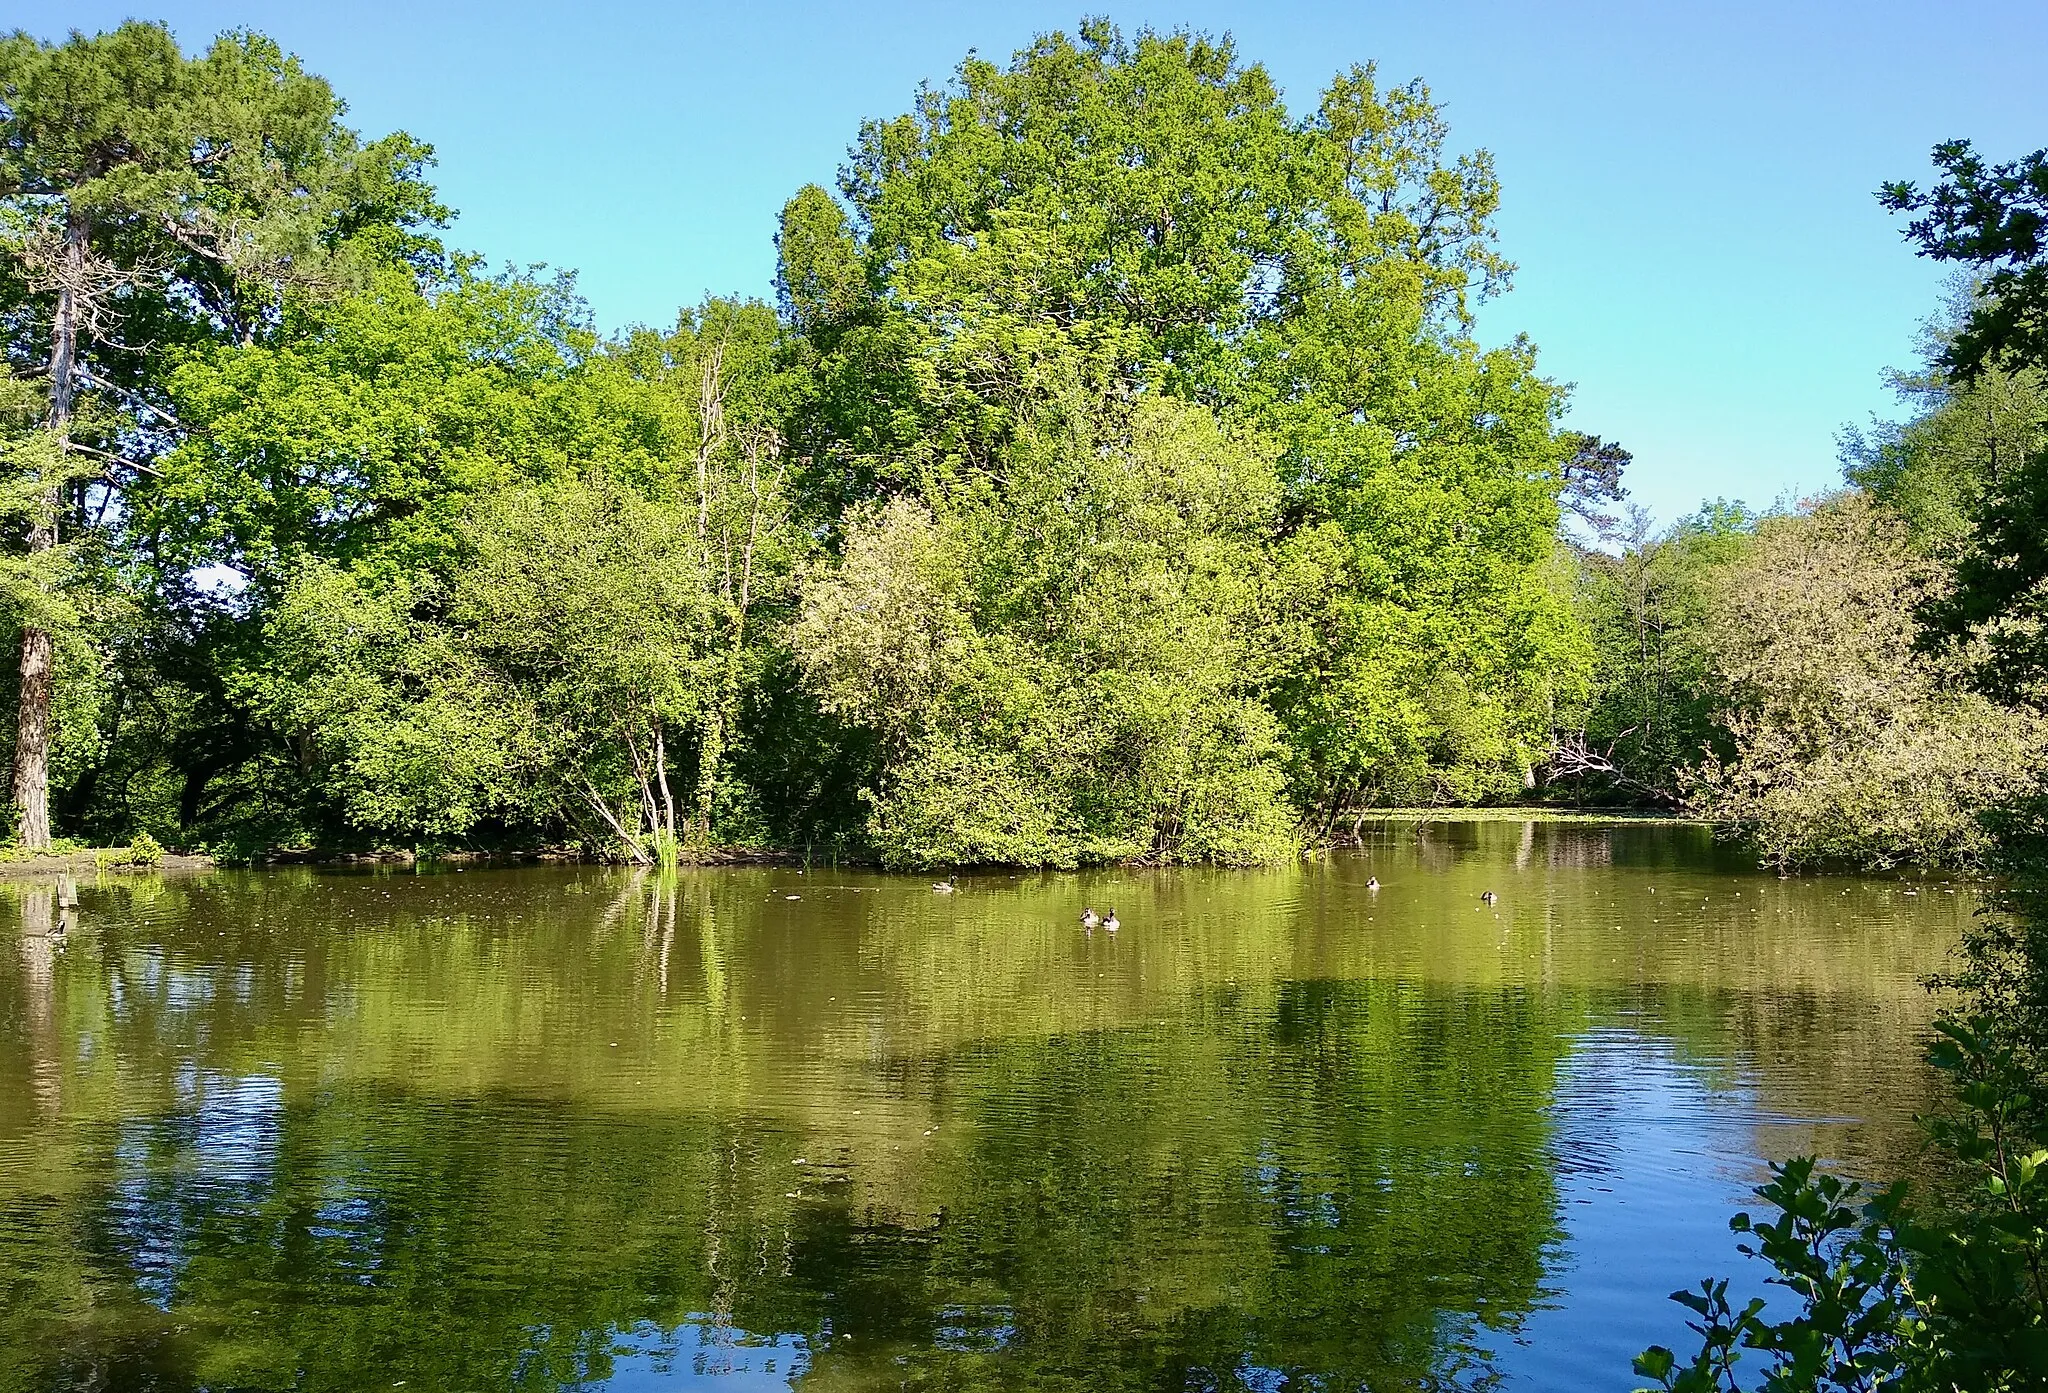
12, 17, 2032, 875
0, 17, 1641, 867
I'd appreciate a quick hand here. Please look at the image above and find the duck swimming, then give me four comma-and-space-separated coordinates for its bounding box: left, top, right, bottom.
933, 880, 956, 893
1080, 907, 1101, 928
1366, 877, 1381, 890
1480, 890, 1498, 904
1102, 909, 1120, 932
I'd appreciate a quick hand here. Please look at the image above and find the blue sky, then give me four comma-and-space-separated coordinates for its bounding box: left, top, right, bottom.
39, 0, 2048, 524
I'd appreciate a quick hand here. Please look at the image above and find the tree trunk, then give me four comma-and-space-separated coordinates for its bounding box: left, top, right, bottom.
15, 207, 85, 852
654, 722, 678, 868
13, 633, 53, 851
693, 694, 723, 854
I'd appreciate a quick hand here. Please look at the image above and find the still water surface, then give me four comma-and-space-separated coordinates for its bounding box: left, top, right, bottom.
0, 822, 1969, 1391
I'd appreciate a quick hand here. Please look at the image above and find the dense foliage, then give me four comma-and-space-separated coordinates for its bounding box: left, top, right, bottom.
3, 19, 2044, 875
1632, 135, 2048, 1393
1682, 495, 2047, 870
1554, 284, 2048, 867
0, 18, 1606, 868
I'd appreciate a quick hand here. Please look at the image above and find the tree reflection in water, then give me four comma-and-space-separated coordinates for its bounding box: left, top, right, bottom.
0, 828, 1961, 1390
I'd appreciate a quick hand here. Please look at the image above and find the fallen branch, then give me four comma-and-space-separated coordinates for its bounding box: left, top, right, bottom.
1545, 730, 1682, 807
579, 776, 652, 866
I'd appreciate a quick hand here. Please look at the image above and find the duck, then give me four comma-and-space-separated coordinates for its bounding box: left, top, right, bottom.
1480, 890, 1498, 904
932, 880, 956, 894
1366, 877, 1381, 890
1080, 907, 1102, 928
1102, 909, 1120, 932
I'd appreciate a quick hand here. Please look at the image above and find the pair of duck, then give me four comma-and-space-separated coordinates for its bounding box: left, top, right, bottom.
1079, 907, 1120, 932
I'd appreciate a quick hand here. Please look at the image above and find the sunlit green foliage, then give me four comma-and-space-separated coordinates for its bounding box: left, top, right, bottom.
1558, 503, 1753, 805
1684, 495, 2047, 869
152, 268, 592, 590
784, 22, 1589, 833
0, 19, 448, 847
177, 284, 806, 859
57, 18, 1607, 864
1839, 282, 2048, 555
258, 480, 717, 851
20, 17, 1962, 868
794, 397, 1297, 866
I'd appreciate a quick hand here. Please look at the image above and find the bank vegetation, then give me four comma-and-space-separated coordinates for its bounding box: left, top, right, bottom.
0, 19, 2041, 874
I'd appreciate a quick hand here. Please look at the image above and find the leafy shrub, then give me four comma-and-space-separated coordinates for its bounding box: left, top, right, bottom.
1685, 495, 2048, 869
1633, 1017, 2048, 1392
94, 832, 166, 869
0, 837, 83, 863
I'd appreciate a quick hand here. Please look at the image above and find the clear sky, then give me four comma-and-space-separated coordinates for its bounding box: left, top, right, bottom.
37, 0, 2048, 524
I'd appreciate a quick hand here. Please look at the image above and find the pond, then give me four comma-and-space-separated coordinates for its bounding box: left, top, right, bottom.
0, 821, 1970, 1392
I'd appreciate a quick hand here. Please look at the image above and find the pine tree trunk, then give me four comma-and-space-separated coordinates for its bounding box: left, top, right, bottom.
14, 207, 84, 852
12, 631, 53, 851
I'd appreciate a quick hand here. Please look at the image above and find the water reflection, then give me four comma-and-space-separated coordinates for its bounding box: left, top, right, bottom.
0, 824, 1966, 1391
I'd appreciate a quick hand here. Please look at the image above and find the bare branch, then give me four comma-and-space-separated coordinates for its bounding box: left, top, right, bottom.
59, 439, 162, 479
73, 369, 188, 433
1545, 729, 1681, 806
579, 776, 653, 866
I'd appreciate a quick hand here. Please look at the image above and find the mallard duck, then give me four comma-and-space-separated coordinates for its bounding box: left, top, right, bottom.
1102, 909, 1120, 932
1080, 907, 1101, 928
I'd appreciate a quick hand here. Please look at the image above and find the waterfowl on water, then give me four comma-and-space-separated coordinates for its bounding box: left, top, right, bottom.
1080, 907, 1102, 928
1480, 890, 1498, 904
1102, 909, 1120, 932
932, 880, 956, 893
1366, 877, 1381, 890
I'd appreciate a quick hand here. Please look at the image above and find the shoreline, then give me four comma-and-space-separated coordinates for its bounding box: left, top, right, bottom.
0, 850, 216, 879
1354, 807, 1703, 824
0, 811, 1700, 881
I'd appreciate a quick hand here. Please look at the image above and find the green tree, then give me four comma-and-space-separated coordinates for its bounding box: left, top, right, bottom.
153, 267, 585, 592
1559, 430, 1634, 540
785, 22, 1588, 836
1553, 501, 1751, 805
1884, 143, 2048, 703
590, 298, 804, 849
1841, 281, 2048, 554
263, 479, 723, 861
134, 267, 592, 848
181, 278, 808, 859
794, 395, 1297, 867
1882, 141, 2048, 385
0, 19, 443, 848
1685, 494, 2046, 869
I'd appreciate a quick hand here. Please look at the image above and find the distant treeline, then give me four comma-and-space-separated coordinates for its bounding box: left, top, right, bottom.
0, 19, 2041, 868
